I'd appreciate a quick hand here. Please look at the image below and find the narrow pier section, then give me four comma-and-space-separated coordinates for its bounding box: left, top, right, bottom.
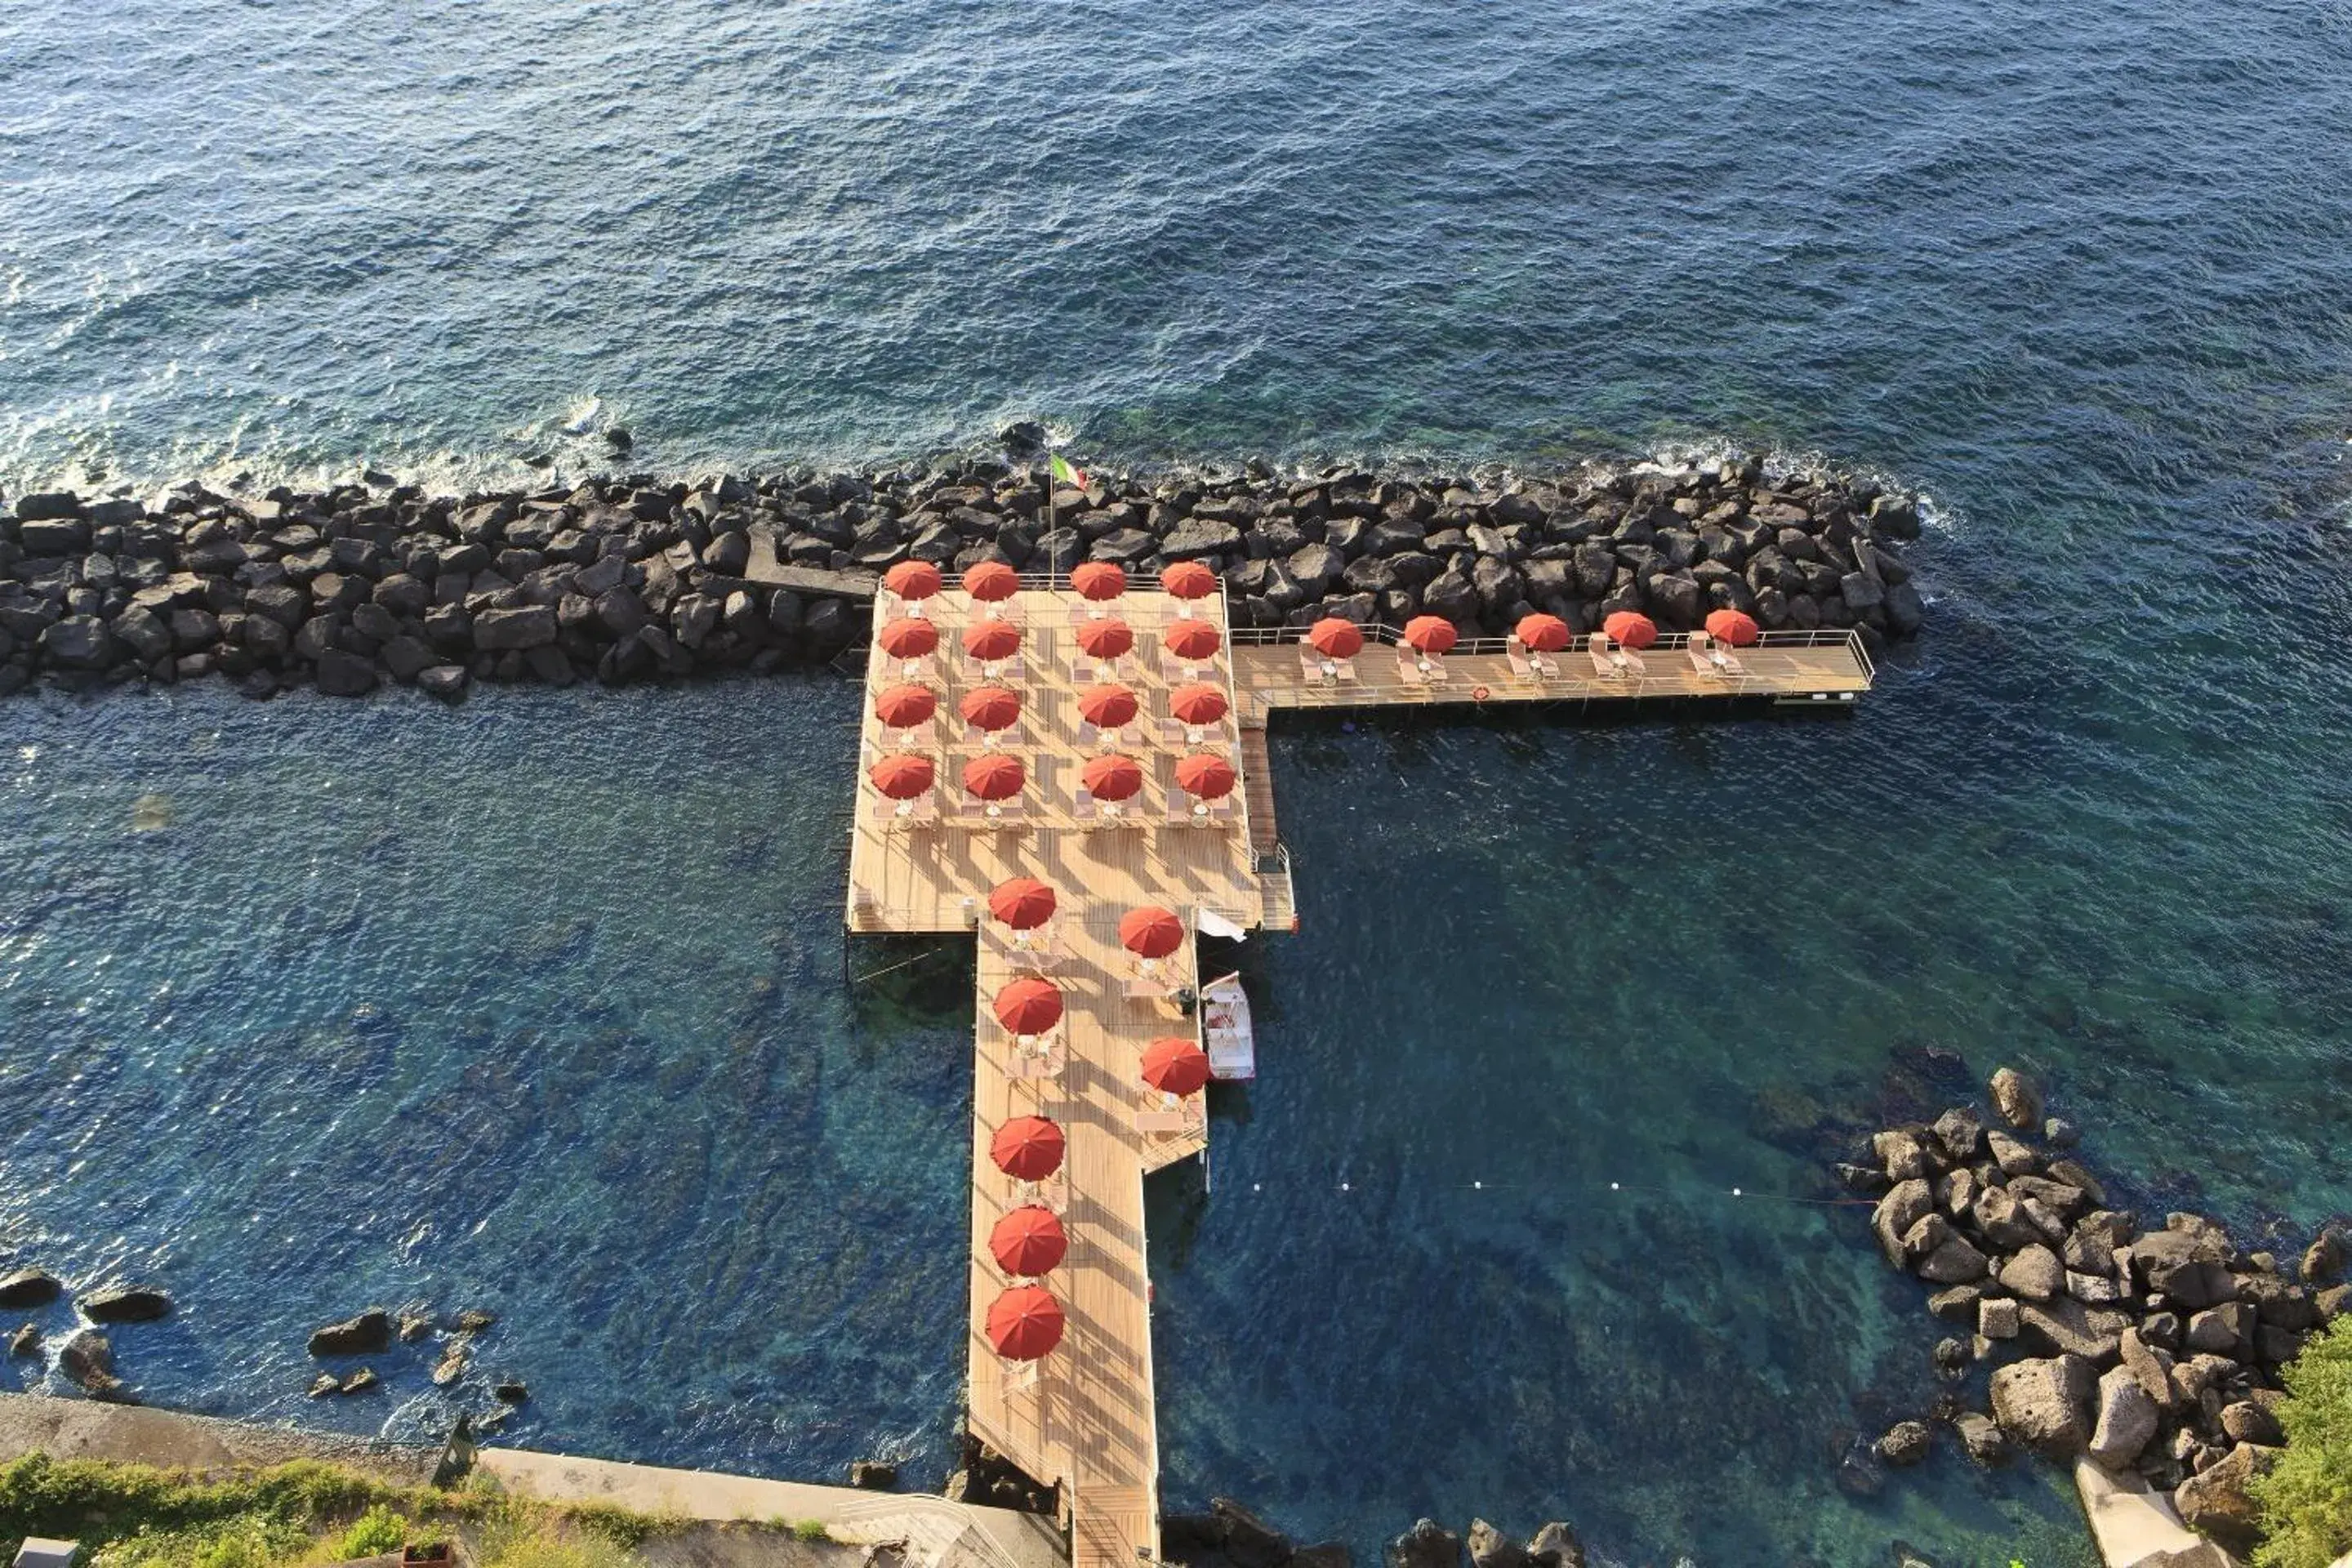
1232, 626, 1873, 719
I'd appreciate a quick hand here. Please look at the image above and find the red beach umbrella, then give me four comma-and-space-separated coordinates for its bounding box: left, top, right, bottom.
1169, 683, 1228, 727
963, 561, 1020, 602
990, 1116, 1064, 1180
962, 619, 1022, 661
1074, 617, 1134, 659
1077, 684, 1139, 728
1516, 613, 1571, 653
1704, 608, 1761, 647
985, 1285, 1065, 1361
1118, 906, 1184, 960
987, 877, 1056, 930
1071, 562, 1127, 602
1307, 618, 1365, 658
1141, 1036, 1213, 1097
963, 753, 1026, 801
1175, 753, 1236, 801
884, 561, 942, 601
874, 684, 937, 728
1160, 561, 1218, 600
879, 618, 939, 659
1165, 619, 1222, 661
993, 977, 1063, 1036
1081, 754, 1144, 802
1602, 610, 1658, 649
988, 1206, 1068, 1276
1403, 616, 1458, 654
960, 685, 1022, 732
869, 755, 934, 800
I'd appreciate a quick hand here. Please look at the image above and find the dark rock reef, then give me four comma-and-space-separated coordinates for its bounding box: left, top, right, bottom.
1846, 1066, 2346, 1559
0, 448, 1925, 701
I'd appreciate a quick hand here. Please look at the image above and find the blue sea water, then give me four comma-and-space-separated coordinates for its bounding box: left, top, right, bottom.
5, 0, 2352, 1565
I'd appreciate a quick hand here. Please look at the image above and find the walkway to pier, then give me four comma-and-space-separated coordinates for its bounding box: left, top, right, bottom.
843, 588, 1873, 1568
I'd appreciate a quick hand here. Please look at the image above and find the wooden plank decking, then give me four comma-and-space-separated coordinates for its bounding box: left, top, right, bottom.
846, 586, 1254, 1568
843, 595, 1871, 1568
1232, 628, 1872, 721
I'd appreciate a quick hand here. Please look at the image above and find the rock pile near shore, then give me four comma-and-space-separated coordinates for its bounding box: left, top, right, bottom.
0, 444, 1924, 701
1845, 1068, 2348, 1558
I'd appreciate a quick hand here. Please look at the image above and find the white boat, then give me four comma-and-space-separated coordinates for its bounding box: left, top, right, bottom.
1201, 971, 1255, 1081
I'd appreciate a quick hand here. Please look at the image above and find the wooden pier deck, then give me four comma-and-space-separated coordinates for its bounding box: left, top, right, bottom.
843, 592, 1872, 1568
844, 585, 1258, 1568
1231, 626, 1873, 721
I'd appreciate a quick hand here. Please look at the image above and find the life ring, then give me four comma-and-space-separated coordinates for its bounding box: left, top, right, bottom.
1472, 684, 1491, 703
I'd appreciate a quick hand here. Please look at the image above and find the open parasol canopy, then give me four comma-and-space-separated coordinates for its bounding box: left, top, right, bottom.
1070, 562, 1127, 602
1165, 618, 1222, 661
884, 560, 942, 601
879, 617, 939, 659
988, 1205, 1068, 1276
963, 753, 1026, 801
962, 619, 1022, 662
869, 755, 934, 800
1141, 1036, 1213, 1097
1160, 561, 1218, 599
992, 976, 1063, 1036
1704, 608, 1760, 647
989, 1115, 1064, 1179
1169, 683, 1228, 727
1174, 753, 1236, 800
1077, 684, 1139, 728
874, 684, 937, 728
1118, 906, 1184, 959
1403, 616, 1458, 654
1074, 617, 1134, 659
987, 877, 1056, 930
1307, 618, 1365, 658
962, 561, 1019, 602
960, 685, 1022, 731
985, 1285, 1066, 1361
1080, 753, 1144, 802
1516, 613, 1571, 653
1602, 610, 1658, 649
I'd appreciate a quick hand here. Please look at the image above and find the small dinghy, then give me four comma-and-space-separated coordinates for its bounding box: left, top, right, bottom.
1201, 971, 1255, 1081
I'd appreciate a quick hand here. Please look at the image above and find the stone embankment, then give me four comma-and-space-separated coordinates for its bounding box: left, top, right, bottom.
1844, 1067, 2348, 1563
0, 438, 1925, 702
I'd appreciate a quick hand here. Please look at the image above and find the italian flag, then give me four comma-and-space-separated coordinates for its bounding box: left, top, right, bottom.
1049, 452, 1087, 489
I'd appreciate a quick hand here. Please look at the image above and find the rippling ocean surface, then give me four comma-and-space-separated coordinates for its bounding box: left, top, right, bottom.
5, 0, 2352, 1564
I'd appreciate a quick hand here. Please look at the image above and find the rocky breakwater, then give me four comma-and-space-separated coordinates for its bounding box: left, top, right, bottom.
0, 445, 1925, 701
1843, 1067, 2348, 1561
1165, 1503, 1586, 1568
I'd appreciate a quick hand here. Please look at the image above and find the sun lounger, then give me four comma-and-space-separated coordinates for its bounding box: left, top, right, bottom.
1133, 1107, 1191, 1134
1686, 631, 1744, 678
1396, 648, 1448, 684
870, 794, 938, 826
1078, 721, 1140, 751
1589, 635, 1643, 679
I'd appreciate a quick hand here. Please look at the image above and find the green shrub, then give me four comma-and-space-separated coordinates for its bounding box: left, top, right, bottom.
474, 1517, 635, 1568
2253, 1314, 2352, 1568
338, 1502, 411, 1558
793, 1519, 831, 1543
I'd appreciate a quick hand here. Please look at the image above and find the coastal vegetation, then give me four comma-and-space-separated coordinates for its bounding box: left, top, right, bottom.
2251, 1315, 2352, 1568
0, 1452, 679, 1566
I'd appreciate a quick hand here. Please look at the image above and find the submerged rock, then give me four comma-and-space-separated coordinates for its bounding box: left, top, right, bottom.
1877, 1421, 1931, 1467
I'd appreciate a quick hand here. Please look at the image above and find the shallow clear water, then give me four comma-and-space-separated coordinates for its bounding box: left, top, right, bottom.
6, 0, 2352, 1564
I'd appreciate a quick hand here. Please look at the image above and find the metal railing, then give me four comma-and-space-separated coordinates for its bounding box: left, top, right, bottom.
1227, 620, 1865, 657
